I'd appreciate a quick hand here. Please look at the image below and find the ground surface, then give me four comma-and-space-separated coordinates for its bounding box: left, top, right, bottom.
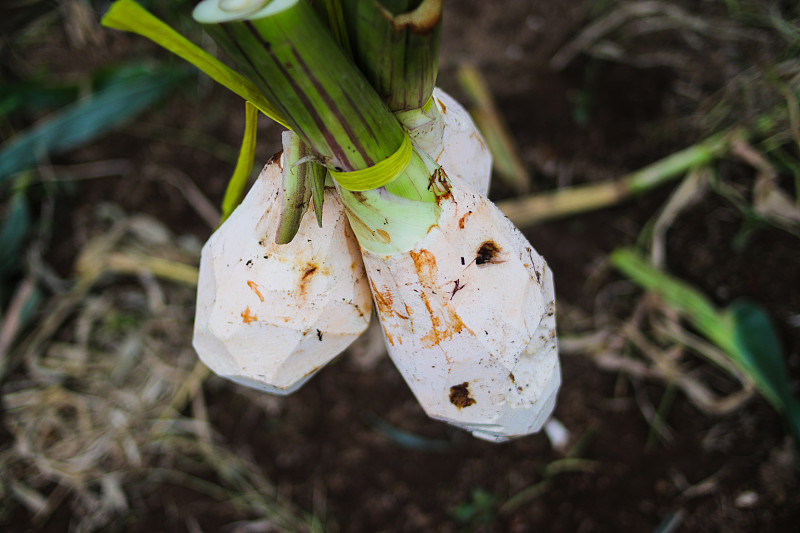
2, 1, 799, 532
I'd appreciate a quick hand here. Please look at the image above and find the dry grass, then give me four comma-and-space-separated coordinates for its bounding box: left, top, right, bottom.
0, 207, 320, 532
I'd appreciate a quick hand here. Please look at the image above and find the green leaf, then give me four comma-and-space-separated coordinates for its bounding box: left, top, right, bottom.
101, 0, 289, 128
310, 166, 326, 228
729, 302, 800, 442
220, 101, 259, 223
610, 248, 800, 444
0, 67, 184, 183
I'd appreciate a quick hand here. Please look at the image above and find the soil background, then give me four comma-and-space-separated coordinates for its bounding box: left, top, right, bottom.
2, 0, 799, 532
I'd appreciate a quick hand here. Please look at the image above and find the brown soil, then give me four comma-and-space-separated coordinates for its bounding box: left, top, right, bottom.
3, 0, 799, 532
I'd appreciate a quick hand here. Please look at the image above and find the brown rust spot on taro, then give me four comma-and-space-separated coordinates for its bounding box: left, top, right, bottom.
383, 326, 395, 346
419, 291, 473, 349
370, 280, 394, 315
298, 263, 318, 297
458, 211, 473, 229
410, 248, 438, 287
436, 97, 446, 114
247, 280, 264, 302
241, 307, 258, 324
450, 382, 476, 408
376, 229, 391, 243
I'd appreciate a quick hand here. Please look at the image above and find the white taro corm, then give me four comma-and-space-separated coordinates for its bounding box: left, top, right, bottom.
361, 176, 560, 442
430, 88, 492, 196
193, 156, 373, 395
401, 87, 492, 197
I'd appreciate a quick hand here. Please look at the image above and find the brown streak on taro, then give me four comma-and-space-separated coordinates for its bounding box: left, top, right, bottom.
383, 326, 395, 346
247, 280, 264, 302
370, 280, 394, 316
449, 382, 476, 408
298, 263, 318, 297
410, 249, 438, 287
458, 211, 473, 229
419, 292, 473, 350
241, 307, 258, 324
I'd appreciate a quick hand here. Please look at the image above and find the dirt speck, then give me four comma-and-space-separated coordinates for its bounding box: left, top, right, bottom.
449, 382, 476, 408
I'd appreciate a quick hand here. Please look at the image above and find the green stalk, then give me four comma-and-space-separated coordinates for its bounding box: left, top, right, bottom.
195, 0, 401, 172
339, 0, 444, 166
498, 128, 742, 227
339, 0, 442, 112
194, 0, 445, 253
310, 0, 352, 55
276, 131, 314, 243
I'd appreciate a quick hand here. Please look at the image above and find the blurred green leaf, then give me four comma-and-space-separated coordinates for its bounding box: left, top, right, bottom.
0, 83, 79, 117
0, 65, 186, 183
729, 302, 800, 442
365, 413, 456, 453
450, 488, 499, 526
0, 184, 31, 279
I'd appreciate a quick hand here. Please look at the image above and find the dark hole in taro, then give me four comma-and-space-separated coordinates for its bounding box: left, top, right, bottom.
475, 241, 501, 265
449, 382, 476, 408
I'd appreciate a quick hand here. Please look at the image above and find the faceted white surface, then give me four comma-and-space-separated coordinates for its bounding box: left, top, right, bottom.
362, 177, 560, 441
431, 88, 492, 196
193, 159, 372, 394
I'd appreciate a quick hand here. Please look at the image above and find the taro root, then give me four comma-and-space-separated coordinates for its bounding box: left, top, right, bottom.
193, 156, 372, 394
357, 176, 560, 442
